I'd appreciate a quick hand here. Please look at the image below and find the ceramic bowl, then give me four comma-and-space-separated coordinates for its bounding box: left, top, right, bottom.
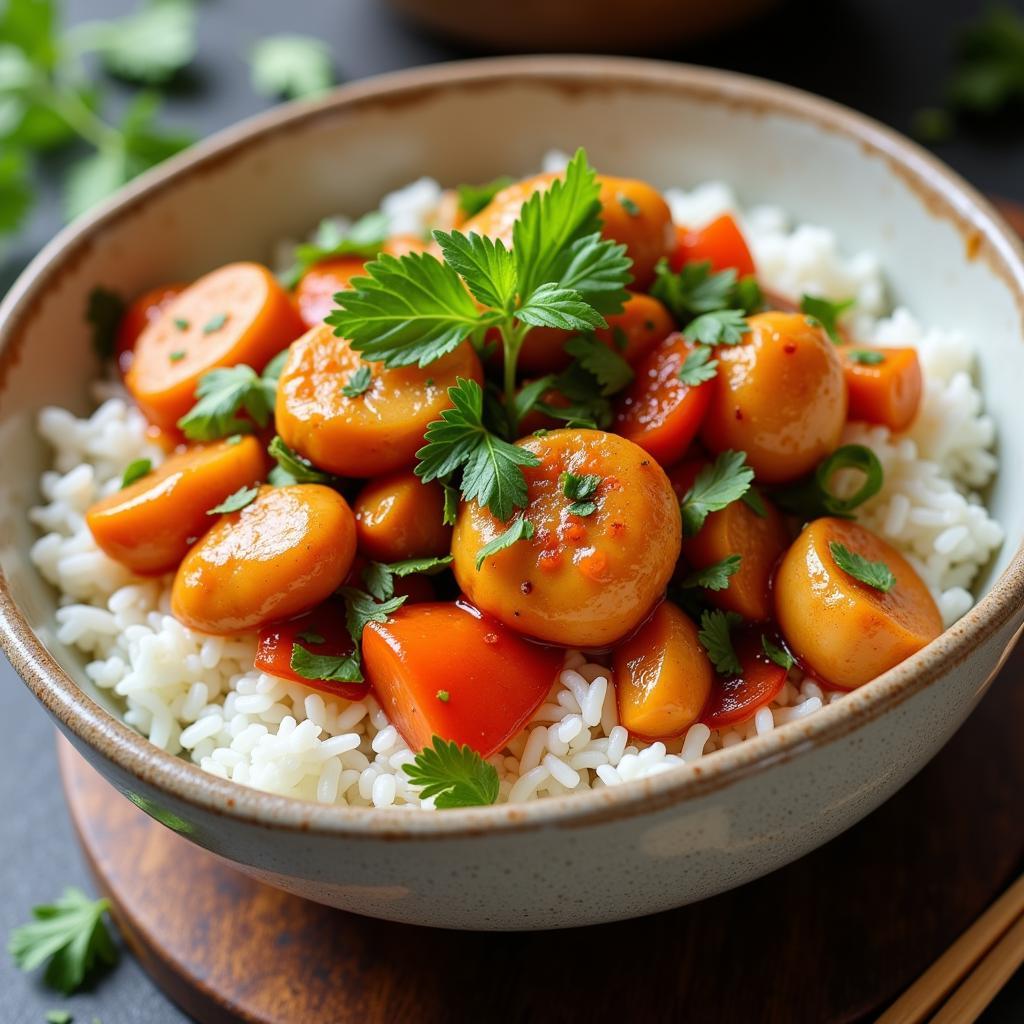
2, 57, 1023, 931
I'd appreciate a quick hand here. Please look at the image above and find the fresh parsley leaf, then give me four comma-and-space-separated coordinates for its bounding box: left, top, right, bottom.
456, 176, 514, 218
202, 311, 228, 334
561, 471, 601, 516
262, 347, 291, 383
517, 282, 607, 332
540, 360, 613, 429
339, 588, 407, 647
68, 0, 197, 85
475, 516, 534, 570
563, 335, 633, 395
290, 643, 363, 685
178, 364, 276, 441
280, 211, 388, 290
441, 479, 459, 526
85, 286, 124, 360
652, 259, 737, 316
207, 484, 259, 515
828, 541, 896, 593
741, 487, 767, 518
341, 365, 373, 398
8, 887, 118, 994
296, 630, 325, 645
362, 555, 453, 601
121, 457, 152, 487
762, 635, 794, 670
553, 231, 631, 314
698, 610, 744, 677
512, 373, 558, 425
267, 435, 332, 485
679, 450, 754, 536
800, 294, 854, 344
682, 308, 750, 346
416, 377, 540, 521
327, 250, 486, 368
678, 554, 741, 591
846, 348, 886, 365
436, 689, 450, 703
249, 34, 333, 100
677, 344, 718, 386
433, 228, 517, 310
168, 350, 185, 362
404, 736, 499, 808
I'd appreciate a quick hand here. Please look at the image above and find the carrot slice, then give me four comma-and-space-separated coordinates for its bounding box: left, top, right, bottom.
840, 346, 923, 432
362, 600, 562, 756
275, 323, 482, 478
255, 601, 368, 701
670, 214, 756, 277
700, 627, 788, 729
171, 484, 357, 634
353, 471, 451, 563
115, 283, 186, 377
85, 436, 266, 575
613, 601, 713, 739
125, 262, 304, 430
613, 332, 713, 466
774, 517, 943, 689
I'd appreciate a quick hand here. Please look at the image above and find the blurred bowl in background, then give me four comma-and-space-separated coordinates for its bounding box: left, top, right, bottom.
385, 0, 779, 52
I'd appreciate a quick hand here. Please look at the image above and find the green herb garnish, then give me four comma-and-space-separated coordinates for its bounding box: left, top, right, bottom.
682, 308, 750, 346
202, 312, 228, 334
475, 516, 535, 570
207, 485, 259, 515
341, 365, 373, 398
177, 364, 277, 441
120, 457, 152, 488
829, 541, 896, 593
168, 349, 185, 362
362, 556, 454, 601
436, 689, 451, 703
561, 471, 601, 516
173, 317, 189, 331
404, 736, 499, 808
678, 555, 742, 592
679, 450, 754, 537
289, 643, 364, 685
846, 348, 885, 365
698, 609, 744, 677
456, 176, 514, 218
774, 444, 883, 520
563, 335, 634, 395
279, 211, 389, 290
617, 193, 640, 216
762, 635, 794, 670
800, 294, 854, 344
267, 435, 333, 486
677, 344, 719, 386
8, 887, 118, 994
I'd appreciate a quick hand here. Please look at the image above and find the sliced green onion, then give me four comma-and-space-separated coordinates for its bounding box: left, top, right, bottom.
774, 444, 883, 520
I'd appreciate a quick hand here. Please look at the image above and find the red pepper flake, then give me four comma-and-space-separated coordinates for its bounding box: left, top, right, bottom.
563, 522, 587, 543
735, 408, 744, 420
609, 521, 625, 536
520, 580, 533, 594
783, 342, 797, 354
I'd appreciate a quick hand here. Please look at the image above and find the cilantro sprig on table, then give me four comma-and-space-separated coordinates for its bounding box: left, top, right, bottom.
8, 887, 118, 994
328, 149, 633, 523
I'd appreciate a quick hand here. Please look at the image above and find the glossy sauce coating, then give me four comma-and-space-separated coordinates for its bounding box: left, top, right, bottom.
773, 517, 943, 689
613, 601, 713, 739
115, 283, 186, 377
700, 627, 789, 728
363, 600, 562, 755
353, 471, 452, 563
701, 312, 848, 483
126, 262, 303, 430
451, 428, 682, 647
86, 437, 266, 576
171, 484, 357, 634
840, 345, 923, 432
275, 323, 483, 477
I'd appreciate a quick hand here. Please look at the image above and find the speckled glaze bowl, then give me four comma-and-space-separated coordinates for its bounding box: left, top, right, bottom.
2, 57, 1023, 931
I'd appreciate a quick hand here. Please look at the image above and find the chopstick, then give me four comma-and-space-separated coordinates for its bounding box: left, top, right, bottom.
877, 871, 1024, 1024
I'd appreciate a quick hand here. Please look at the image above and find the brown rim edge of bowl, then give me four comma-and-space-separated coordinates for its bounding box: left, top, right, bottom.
2, 55, 1023, 840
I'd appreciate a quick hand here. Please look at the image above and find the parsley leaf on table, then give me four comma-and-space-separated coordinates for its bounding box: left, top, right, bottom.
474, 516, 534, 570
800, 294, 854, 344
178, 364, 277, 441
415, 378, 540, 522
404, 736, 500, 808
698, 610, 744, 677
249, 34, 334, 100
8, 887, 118, 994
678, 554, 742, 592
829, 541, 896, 593
456, 175, 514, 218
679, 450, 755, 536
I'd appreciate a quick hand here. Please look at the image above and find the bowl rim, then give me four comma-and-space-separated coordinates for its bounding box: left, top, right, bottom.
2, 54, 1023, 839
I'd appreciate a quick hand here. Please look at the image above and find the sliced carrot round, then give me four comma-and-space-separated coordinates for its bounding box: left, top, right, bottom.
773, 517, 943, 689
613, 601, 713, 739
700, 627, 788, 729
670, 214, 756, 277
840, 345, 923, 432
613, 332, 713, 466
275, 323, 483, 478
363, 600, 561, 755
353, 471, 451, 563
125, 262, 303, 430
171, 484, 356, 634
115, 283, 186, 377
85, 437, 267, 576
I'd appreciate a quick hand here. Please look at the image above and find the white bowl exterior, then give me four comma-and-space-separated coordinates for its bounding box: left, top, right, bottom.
3, 62, 1024, 928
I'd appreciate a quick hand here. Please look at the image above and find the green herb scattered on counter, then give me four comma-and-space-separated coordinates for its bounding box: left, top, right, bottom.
8, 887, 118, 994
405, 736, 499, 808
249, 33, 334, 100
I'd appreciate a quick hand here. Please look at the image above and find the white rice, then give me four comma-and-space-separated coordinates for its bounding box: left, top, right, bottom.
27, 169, 1003, 807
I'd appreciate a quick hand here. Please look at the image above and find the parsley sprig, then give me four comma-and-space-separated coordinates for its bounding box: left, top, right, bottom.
800, 294, 854, 344
829, 541, 896, 593
8, 887, 118, 994
279, 212, 388, 290
404, 736, 499, 808
177, 362, 280, 441
698, 610, 744, 677
679, 451, 755, 536
561, 471, 601, 516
